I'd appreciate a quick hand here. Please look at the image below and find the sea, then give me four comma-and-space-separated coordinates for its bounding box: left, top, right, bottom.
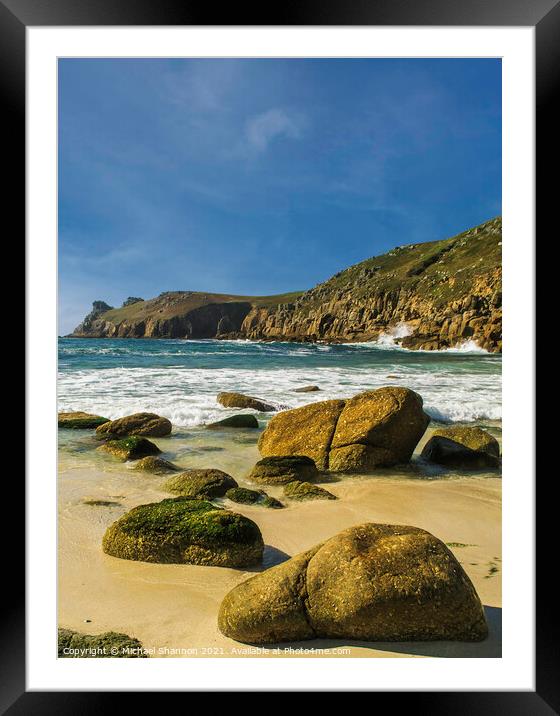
58, 337, 501, 428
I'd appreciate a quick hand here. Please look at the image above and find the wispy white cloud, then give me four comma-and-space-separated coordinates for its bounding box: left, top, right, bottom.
245, 108, 304, 153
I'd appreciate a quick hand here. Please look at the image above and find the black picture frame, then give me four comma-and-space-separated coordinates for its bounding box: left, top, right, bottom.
6, 0, 551, 709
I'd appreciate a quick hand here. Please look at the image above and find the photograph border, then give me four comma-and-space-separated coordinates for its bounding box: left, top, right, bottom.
6, 0, 551, 708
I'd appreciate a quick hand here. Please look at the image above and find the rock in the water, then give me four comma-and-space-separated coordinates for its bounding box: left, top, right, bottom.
98, 436, 161, 461
226, 487, 285, 509
102, 497, 264, 567
226, 487, 265, 504
132, 456, 180, 474
58, 411, 109, 429
283, 481, 337, 501
218, 523, 488, 644
421, 426, 500, 469
293, 385, 320, 393
162, 469, 237, 498
58, 628, 147, 658
96, 412, 172, 438
207, 414, 259, 429
258, 388, 429, 472
217, 392, 275, 412
249, 455, 320, 485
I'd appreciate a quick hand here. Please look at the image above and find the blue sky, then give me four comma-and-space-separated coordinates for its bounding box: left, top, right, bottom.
58, 58, 501, 334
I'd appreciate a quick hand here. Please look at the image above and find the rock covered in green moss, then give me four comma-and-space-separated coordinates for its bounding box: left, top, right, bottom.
283, 481, 336, 501
207, 414, 259, 429
98, 436, 161, 461
162, 469, 238, 498
249, 455, 319, 485
58, 411, 110, 429
226, 487, 284, 509
58, 628, 147, 658
102, 497, 264, 567
132, 456, 180, 474
217, 392, 275, 412
96, 412, 172, 438
218, 523, 488, 644
421, 426, 500, 469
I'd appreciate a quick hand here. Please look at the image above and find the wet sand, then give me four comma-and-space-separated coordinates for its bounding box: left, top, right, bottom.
58, 424, 502, 658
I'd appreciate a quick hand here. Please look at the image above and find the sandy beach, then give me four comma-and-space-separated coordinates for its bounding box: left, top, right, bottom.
58, 423, 501, 658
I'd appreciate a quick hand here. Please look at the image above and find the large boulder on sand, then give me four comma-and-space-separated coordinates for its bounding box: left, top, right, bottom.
102, 497, 263, 567
217, 392, 275, 412
96, 412, 172, 438
98, 436, 161, 461
162, 469, 238, 498
58, 628, 147, 658
58, 411, 109, 429
218, 523, 488, 644
421, 426, 500, 469
249, 455, 320, 485
258, 387, 430, 472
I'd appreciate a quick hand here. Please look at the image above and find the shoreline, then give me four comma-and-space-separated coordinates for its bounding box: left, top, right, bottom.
58, 421, 502, 658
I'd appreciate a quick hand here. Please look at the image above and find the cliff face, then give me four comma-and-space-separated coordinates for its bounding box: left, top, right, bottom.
70, 217, 502, 352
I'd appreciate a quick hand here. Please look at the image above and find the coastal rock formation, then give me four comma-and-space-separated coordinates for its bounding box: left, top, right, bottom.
293, 385, 320, 393
217, 392, 275, 412
283, 481, 337, 501
422, 426, 500, 469
226, 487, 283, 508
162, 469, 238, 498
258, 387, 429, 472
58, 411, 109, 429
207, 414, 259, 429
102, 497, 264, 567
96, 412, 172, 438
69, 218, 501, 353
132, 456, 180, 474
98, 436, 161, 461
58, 628, 147, 658
249, 455, 320, 485
218, 523, 488, 644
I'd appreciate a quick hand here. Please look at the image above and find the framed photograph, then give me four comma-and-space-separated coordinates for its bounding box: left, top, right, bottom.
8, 0, 551, 707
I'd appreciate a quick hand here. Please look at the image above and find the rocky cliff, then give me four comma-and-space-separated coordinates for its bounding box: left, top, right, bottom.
70, 216, 502, 352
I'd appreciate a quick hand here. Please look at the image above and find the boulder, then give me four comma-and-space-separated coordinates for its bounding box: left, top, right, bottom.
96, 412, 172, 438
217, 392, 275, 412
58, 628, 147, 658
98, 436, 161, 461
207, 414, 259, 429
218, 523, 488, 644
226, 487, 285, 509
249, 455, 320, 485
258, 401, 345, 470
258, 388, 430, 472
102, 497, 263, 567
58, 411, 109, 429
132, 456, 180, 474
283, 481, 337, 501
421, 426, 500, 469
293, 385, 320, 393
162, 469, 237, 498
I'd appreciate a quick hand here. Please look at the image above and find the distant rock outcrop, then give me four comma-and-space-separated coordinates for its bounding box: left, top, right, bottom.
70, 217, 501, 351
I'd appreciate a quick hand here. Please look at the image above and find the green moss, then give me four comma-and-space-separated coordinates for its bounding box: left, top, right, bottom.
261, 496, 284, 509
249, 455, 320, 485
283, 481, 337, 501
98, 436, 161, 461
162, 469, 237, 498
58, 412, 109, 429
83, 500, 121, 507
102, 497, 264, 566
58, 628, 147, 658
132, 456, 180, 474
226, 487, 263, 504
